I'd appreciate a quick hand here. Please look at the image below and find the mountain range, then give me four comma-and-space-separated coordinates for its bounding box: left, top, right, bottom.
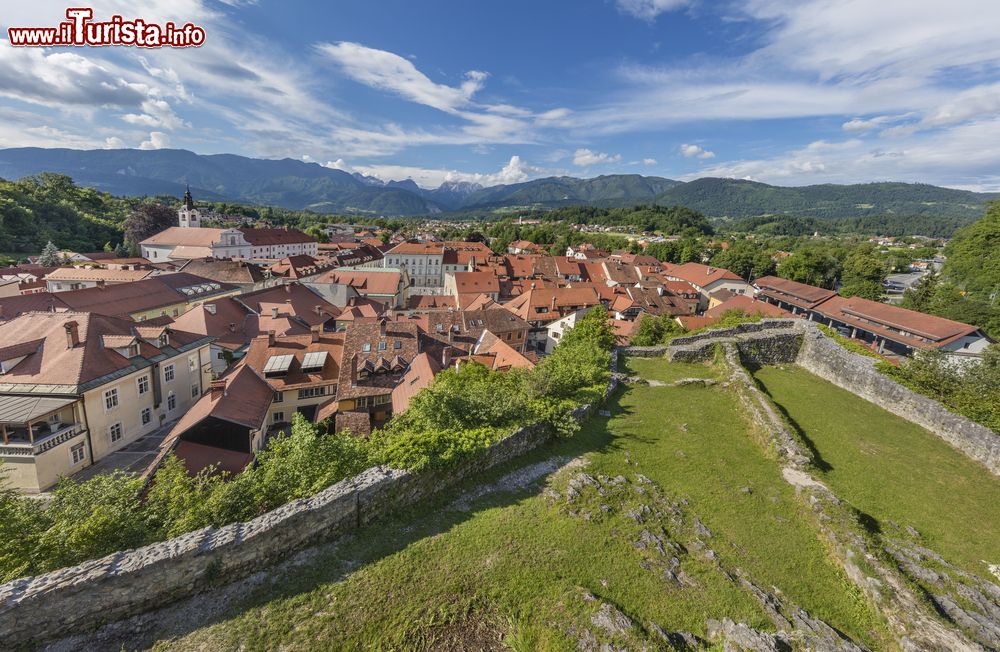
0, 147, 994, 220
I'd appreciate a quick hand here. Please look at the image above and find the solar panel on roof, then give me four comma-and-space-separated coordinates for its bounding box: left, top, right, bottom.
263, 354, 294, 375
301, 351, 328, 371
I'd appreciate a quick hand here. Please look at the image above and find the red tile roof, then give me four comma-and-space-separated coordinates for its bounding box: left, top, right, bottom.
753, 276, 838, 309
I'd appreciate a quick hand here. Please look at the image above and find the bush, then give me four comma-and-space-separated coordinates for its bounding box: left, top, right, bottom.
877, 346, 1000, 433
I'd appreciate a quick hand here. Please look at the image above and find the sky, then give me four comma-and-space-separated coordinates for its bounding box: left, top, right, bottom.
2, 1, 1000, 190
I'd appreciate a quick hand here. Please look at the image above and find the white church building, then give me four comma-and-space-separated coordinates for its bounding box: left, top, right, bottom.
140, 188, 318, 263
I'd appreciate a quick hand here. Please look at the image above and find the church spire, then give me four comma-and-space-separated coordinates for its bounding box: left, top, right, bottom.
183, 185, 194, 209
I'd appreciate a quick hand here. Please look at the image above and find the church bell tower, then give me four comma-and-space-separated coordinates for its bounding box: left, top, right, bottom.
178, 185, 201, 228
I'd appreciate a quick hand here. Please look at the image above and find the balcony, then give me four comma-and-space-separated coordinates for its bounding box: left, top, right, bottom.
0, 422, 85, 457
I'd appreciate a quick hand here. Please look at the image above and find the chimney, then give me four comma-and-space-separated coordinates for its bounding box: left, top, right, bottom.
205, 303, 216, 315
442, 346, 452, 369
284, 283, 292, 293
64, 321, 80, 349
229, 322, 237, 332
267, 330, 275, 346
269, 306, 278, 319
311, 325, 321, 342
350, 353, 358, 385
314, 304, 322, 315
210, 379, 226, 398
96, 279, 106, 289
379, 318, 387, 337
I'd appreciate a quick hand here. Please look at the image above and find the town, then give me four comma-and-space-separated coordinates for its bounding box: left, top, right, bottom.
0, 190, 991, 494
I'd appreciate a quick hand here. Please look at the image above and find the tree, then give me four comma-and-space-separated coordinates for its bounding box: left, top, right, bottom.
560, 306, 618, 351
37, 241, 61, 266
630, 313, 685, 346
777, 248, 841, 288
123, 202, 177, 247
900, 273, 940, 312
840, 244, 887, 300
711, 239, 776, 280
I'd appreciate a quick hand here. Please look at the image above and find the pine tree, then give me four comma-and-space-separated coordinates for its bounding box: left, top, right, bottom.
38, 241, 60, 266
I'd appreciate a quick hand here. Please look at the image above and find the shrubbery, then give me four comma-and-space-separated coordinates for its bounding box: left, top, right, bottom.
876, 347, 1000, 433
0, 307, 617, 581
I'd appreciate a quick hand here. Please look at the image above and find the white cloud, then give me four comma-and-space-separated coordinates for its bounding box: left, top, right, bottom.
139, 131, 170, 150
353, 155, 548, 189
104, 136, 126, 149
318, 42, 485, 114
643, 158, 657, 165
616, 0, 690, 21
573, 148, 622, 166
326, 158, 349, 170
680, 143, 715, 159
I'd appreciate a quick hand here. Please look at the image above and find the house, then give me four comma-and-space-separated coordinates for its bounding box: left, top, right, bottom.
503, 287, 602, 351
141, 190, 318, 262
753, 276, 838, 316
382, 240, 493, 294
467, 330, 536, 370
60, 273, 242, 322
416, 306, 532, 354
678, 294, 792, 330
507, 240, 546, 255
334, 318, 422, 431
268, 255, 336, 280
307, 266, 409, 309
609, 286, 696, 321
155, 365, 274, 476
238, 283, 341, 332
177, 258, 272, 292
241, 328, 346, 428
141, 227, 318, 263
754, 276, 992, 357
811, 295, 992, 357
170, 297, 299, 376
566, 243, 608, 260
662, 262, 750, 309
390, 351, 443, 415
0, 312, 213, 493
444, 271, 501, 307
44, 266, 154, 292
543, 307, 594, 354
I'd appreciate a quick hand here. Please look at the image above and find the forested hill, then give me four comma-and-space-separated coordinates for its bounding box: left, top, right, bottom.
1, 148, 994, 220
650, 177, 996, 220
0, 148, 439, 216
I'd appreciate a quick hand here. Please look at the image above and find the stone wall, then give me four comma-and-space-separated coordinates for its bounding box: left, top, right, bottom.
796, 324, 1000, 476
0, 370, 620, 647
666, 320, 803, 365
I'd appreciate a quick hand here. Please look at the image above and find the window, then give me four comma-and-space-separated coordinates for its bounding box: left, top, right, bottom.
104, 388, 119, 411
109, 422, 123, 444
167, 393, 177, 411
362, 343, 371, 352
70, 443, 86, 465
273, 391, 284, 403
394, 340, 402, 350
191, 384, 200, 398
164, 364, 175, 383
378, 341, 387, 351
297, 386, 327, 399
373, 394, 391, 406
188, 356, 197, 372
172, 308, 179, 317
141, 408, 152, 425
216, 351, 226, 360
272, 411, 285, 424
355, 396, 369, 408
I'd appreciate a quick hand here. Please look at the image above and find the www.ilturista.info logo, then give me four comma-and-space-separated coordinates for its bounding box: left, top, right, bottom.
7, 8, 206, 47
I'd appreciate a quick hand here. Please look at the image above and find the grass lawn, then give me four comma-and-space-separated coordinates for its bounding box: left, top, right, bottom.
146, 359, 888, 651
753, 365, 1000, 577
621, 356, 718, 383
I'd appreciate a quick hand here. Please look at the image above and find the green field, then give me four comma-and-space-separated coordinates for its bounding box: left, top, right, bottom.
753, 365, 1000, 576
620, 357, 719, 383
142, 359, 892, 651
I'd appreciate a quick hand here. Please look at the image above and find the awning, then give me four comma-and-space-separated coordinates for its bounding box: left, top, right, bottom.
0, 395, 77, 424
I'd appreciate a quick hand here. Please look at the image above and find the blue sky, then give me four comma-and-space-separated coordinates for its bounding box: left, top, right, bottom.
2, 1, 1000, 190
